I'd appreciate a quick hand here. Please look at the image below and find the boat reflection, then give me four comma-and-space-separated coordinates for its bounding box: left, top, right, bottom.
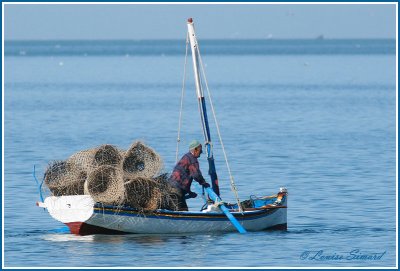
42, 232, 188, 246
43, 233, 96, 243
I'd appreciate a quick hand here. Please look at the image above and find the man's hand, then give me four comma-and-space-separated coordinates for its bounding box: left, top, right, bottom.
186, 191, 197, 199
202, 183, 210, 188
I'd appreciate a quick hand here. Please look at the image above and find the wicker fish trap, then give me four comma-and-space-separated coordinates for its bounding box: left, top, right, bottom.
122, 141, 163, 178
124, 177, 156, 210
85, 165, 125, 205
68, 145, 123, 171
124, 176, 179, 211
44, 160, 86, 196
67, 149, 96, 172
94, 144, 123, 167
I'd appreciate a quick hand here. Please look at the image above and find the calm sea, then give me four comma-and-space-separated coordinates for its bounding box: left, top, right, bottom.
3, 39, 397, 267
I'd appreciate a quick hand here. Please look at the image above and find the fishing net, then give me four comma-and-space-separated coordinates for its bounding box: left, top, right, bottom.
122, 141, 163, 179
153, 173, 169, 184
124, 177, 155, 210
124, 175, 179, 211
162, 186, 183, 211
85, 165, 125, 205
44, 160, 86, 196
151, 174, 181, 211
153, 173, 182, 211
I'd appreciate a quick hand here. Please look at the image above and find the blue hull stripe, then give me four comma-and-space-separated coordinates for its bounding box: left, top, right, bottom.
93, 207, 283, 222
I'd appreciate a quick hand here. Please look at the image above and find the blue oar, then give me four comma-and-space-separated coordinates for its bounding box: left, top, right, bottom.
205, 187, 247, 234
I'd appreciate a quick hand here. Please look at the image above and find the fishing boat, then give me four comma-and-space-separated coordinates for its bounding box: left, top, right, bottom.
36, 18, 288, 235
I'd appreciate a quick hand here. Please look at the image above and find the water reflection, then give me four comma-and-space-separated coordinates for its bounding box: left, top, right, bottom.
43, 233, 95, 243
42, 232, 189, 246
42, 231, 224, 247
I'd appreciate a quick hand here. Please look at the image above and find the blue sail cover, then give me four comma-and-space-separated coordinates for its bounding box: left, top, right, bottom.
198, 96, 220, 197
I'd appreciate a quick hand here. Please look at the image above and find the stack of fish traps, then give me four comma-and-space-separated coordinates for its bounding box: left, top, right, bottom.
43, 141, 180, 211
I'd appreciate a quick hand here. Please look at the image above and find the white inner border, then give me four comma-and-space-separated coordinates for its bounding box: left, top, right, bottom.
2, 2, 398, 270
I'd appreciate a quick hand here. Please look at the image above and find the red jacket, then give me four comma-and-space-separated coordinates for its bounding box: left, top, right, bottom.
169, 152, 207, 193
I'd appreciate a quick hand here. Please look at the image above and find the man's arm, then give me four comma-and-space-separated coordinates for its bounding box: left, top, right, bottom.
188, 162, 207, 186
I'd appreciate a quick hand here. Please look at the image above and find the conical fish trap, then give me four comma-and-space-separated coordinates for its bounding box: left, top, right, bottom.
122, 141, 163, 178
152, 173, 180, 211
93, 144, 123, 167
145, 189, 163, 210
44, 160, 86, 196
124, 177, 156, 210
44, 141, 165, 205
85, 165, 125, 205
68, 145, 123, 172
67, 149, 96, 172
155, 188, 181, 211
124, 176, 179, 211
153, 173, 169, 184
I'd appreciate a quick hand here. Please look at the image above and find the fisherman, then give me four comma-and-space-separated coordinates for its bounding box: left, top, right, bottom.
169, 140, 211, 211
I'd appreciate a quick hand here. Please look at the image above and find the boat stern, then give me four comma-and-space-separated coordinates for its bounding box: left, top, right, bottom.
248, 187, 288, 230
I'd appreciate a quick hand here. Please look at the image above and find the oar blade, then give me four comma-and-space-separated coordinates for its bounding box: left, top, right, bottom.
205, 188, 247, 234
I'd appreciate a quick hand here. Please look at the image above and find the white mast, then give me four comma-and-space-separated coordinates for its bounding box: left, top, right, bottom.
187, 18, 204, 99
186, 18, 220, 197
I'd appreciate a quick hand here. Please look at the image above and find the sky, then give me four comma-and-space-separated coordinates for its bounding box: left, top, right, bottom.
3, 3, 397, 40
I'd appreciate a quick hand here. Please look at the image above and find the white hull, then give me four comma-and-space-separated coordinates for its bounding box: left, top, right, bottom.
38, 191, 287, 235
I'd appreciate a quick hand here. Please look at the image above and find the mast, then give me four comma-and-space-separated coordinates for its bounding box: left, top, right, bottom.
187, 18, 220, 197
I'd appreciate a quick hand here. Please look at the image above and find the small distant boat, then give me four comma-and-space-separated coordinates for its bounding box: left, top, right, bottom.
36, 18, 287, 235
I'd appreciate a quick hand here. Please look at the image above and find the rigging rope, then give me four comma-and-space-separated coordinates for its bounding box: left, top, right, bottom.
195, 45, 244, 213
175, 33, 190, 164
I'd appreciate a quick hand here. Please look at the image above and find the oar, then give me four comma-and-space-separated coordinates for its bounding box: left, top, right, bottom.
205, 187, 247, 234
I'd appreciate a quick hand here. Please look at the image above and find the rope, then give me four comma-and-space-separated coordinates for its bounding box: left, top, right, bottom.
195, 46, 244, 213
213, 200, 224, 208
33, 165, 44, 202
175, 33, 189, 164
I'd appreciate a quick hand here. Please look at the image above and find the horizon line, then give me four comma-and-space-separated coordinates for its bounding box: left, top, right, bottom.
4, 37, 396, 42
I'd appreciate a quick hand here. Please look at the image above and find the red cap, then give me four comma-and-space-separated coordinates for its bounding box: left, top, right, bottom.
188, 18, 193, 23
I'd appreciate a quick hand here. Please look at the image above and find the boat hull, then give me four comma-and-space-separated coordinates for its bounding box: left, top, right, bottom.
87, 205, 287, 234
39, 192, 287, 235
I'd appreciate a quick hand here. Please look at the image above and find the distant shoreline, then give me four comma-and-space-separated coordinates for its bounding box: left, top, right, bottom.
4, 39, 395, 56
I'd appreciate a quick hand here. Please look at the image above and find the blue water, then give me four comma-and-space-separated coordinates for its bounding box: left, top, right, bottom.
4, 40, 396, 267
5, 39, 395, 56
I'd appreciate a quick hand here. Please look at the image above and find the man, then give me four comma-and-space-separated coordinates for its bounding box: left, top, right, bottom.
169, 140, 211, 211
